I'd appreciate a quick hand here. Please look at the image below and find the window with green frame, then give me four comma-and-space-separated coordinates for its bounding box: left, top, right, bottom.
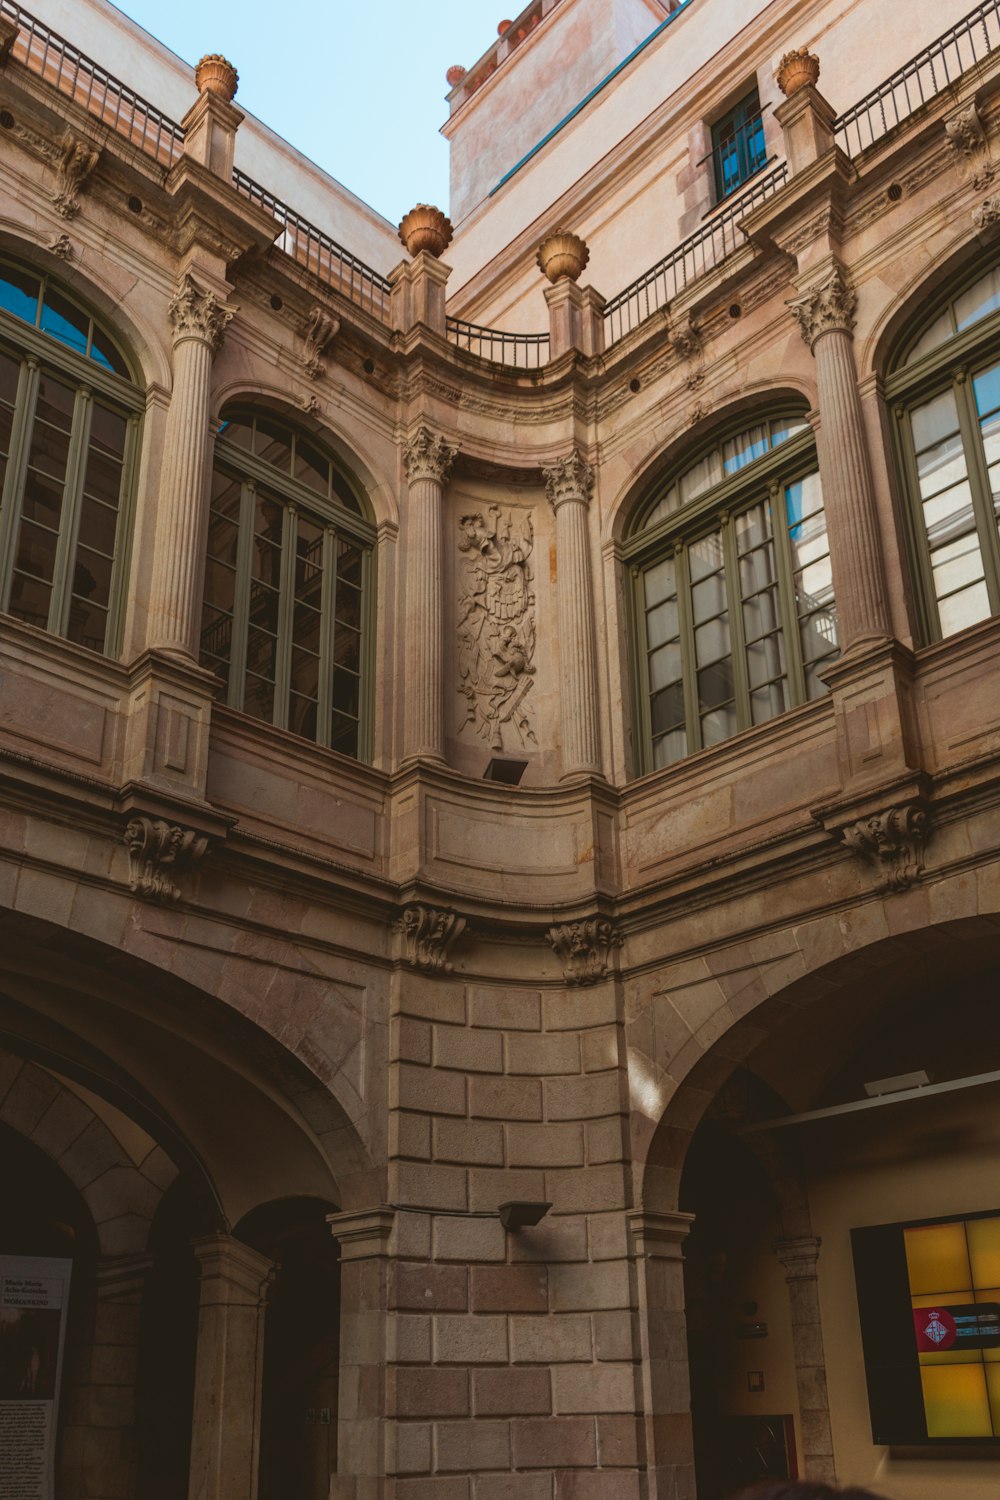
626, 416, 838, 772
0, 259, 140, 655
888, 260, 1000, 640
200, 410, 375, 760
711, 88, 767, 202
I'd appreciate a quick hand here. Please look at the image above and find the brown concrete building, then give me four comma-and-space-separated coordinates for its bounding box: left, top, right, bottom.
1, 0, 1000, 1496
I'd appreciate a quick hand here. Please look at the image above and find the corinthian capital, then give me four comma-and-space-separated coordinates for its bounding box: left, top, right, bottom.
168, 271, 236, 351
787, 266, 857, 349
543, 450, 594, 511
403, 425, 457, 484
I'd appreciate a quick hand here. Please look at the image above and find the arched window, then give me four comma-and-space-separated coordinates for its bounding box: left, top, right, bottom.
889, 260, 1000, 639
0, 259, 139, 654
625, 414, 837, 771
200, 410, 375, 759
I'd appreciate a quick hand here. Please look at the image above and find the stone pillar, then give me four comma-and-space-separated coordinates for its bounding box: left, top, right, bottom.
629, 1210, 696, 1500
187, 1234, 274, 1500
401, 426, 456, 764
774, 83, 835, 176
789, 264, 891, 653
544, 281, 606, 358
389, 253, 451, 338
146, 272, 235, 660
543, 450, 602, 778
774, 1235, 836, 1484
327, 1208, 394, 1500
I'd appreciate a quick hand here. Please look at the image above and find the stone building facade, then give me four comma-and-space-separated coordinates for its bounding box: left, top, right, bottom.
1, 0, 1000, 1497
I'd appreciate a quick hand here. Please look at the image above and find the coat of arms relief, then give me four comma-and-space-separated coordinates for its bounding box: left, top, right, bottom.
457, 505, 537, 751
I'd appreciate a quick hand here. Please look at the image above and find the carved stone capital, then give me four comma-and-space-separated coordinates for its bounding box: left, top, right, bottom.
946, 101, 994, 191
397, 904, 466, 973
787, 266, 856, 349
543, 450, 594, 511
302, 304, 339, 379
548, 918, 621, 986
403, 425, 457, 484
841, 802, 928, 893
123, 815, 209, 902
168, 271, 236, 352
53, 130, 99, 219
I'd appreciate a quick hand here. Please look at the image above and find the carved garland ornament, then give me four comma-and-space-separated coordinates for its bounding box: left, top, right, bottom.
167, 271, 236, 351
787, 267, 857, 348
548, 919, 622, 986
841, 803, 929, 893
123, 816, 209, 903
302, 304, 339, 379
397, 904, 467, 973
945, 101, 994, 191
54, 130, 99, 219
457, 504, 537, 751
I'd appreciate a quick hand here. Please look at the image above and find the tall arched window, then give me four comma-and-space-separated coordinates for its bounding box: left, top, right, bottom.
200, 410, 375, 760
625, 414, 837, 771
0, 259, 139, 654
889, 260, 1000, 639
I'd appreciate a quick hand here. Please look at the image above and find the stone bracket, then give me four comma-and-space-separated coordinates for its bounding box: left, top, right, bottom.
123, 813, 210, 903
53, 128, 99, 219
548, 917, 622, 985
840, 802, 929, 893
302, 304, 339, 379
396, 903, 467, 973
945, 98, 995, 192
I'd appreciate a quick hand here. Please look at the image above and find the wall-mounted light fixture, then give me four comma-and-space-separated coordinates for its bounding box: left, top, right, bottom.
498, 1200, 551, 1231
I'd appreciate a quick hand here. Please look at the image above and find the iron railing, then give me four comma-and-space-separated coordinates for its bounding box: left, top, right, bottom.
0, 0, 184, 166
835, 0, 1000, 155
602, 163, 788, 345
447, 316, 549, 368
232, 170, 393, 324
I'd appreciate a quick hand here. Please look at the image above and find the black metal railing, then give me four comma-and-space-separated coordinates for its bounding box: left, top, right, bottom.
835, 0, 1000, 155
232, 170, 393, 323
0, 0, 184, 166
602, 163, 788, 345
446, 317, 549, 368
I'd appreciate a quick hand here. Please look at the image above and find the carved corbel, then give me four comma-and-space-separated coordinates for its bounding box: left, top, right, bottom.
669, 314, 704, 388
973, 194, 1000, 231
840, 803, 929, 893
945, 101, 994, 191
302, 304, 339, 379
53, 130, 99, 219
123, 816, 209, 903
397, 904, 467, 973
548, 918, 622, 986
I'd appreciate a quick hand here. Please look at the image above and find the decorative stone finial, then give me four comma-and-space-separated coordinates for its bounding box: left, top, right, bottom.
536, 231, 590, 284
446, 65, 467, 88
776, 48, 820, 97
195, 53, 239, 101
398, 204, 454, 258
498, 19, 512, 34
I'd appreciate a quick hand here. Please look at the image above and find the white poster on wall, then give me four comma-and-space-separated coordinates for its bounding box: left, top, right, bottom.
0, 1257, 72, 1500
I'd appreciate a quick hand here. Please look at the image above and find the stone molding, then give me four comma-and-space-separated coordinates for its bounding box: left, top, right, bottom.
841, 802, 928, 893
945, 100, 994, 190
628, 1209, 695, 1260
396, 903, 467, 973
123, 814, 209, 903
53, 129, 99, 219
403, 425, 457, 485
774, 1234, 822, 1279
787, 265, 857, 348
302, 304, 339, 379
327, 1207, 396, 1261
543, 450, 594, 511
548, 918, 621, 985
167, 271, 236, 351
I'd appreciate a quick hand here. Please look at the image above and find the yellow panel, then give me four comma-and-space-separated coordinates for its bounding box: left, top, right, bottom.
919, 1350, 980, 1365
988, 1364, 1000, 1436
912, 1290, 973, 1308
921, 1363, 992, 1438
969, 1221, 1000, 1288
906, 1223, 972, 1296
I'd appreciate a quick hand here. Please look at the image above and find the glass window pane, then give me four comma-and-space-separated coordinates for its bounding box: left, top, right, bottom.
648, 641, 682, 691
72, 544, 112, 612
973, 362, 1000, 421
694, 615, 729, 664
689, 533, 725, 581
701, 703, 738, 745
653, 727, 687, 767
931, 529, 985, 598
330, 710, 359, 757
254, 419, 293, 471
691, 570, 726, 621
243, 674, 275, 723
66, 594, 107, 651
643, 556, 676, 609
39, 288, 89, 358
697, 657, 733, 713
8, 570, 50, 628
294, 438, 330, 496
938, 580, 991, 635
333, 626, 360, 672
0, 266, 40, 326
89, 324, 130, 378
905, 309, 954, 365
722, 424, 768, 476
750, 679, 789, 724
679, 450, 723, 506
337, 540, 363, 588
645, 483, 680, 528
911, 388, 961, 454
333, 668, 359, 717
955, 267, 1000, 334
289, 694, 318, 739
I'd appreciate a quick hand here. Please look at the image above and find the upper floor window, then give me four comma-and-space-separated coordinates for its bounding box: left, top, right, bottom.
626, 416, 838, 772
711, 88, 767, 201
889, 261, 1000, 639
200, 410, 375, 760
0, 260, 139, 655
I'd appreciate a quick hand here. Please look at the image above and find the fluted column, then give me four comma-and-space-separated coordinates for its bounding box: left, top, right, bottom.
544, 451, 602, 777
147, 272, 235, 659
789, 265, 890, 651
401, 425, 456, 763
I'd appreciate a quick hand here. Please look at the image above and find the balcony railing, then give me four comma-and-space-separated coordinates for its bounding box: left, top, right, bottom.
835, 0, 1000, 155
232, 170, 393, 324
0, 0, 184, 166
446, 317, 549, 368
602, 163, 788, 345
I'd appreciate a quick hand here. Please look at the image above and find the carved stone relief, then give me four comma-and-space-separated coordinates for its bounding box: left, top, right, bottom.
974, 194, 1000, 230
302, 304, 339, 379
841, 803, 928, 893
53, 130, 99, 219
457, 504, 536, 751
669, 313, 704, 389
47, 232, 73, 261
124, 816, 209, 903
397, 904, 466, 973
945, 101, 994, 191
548, 919, 622, 986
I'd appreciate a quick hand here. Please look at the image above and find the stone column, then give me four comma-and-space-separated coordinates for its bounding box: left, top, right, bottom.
774, 1235, 836, 1484
401, 426, 456, 764
146, 272, 235, 660
187, 1234, 274, 1500
788, 264, 891, 652
628, 1210, 696, 1500
327, 1208, 394, 1500
543, 451, 602, 778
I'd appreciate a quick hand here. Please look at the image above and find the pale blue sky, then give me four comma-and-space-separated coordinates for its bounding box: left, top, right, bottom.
110, 0, 512, 224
